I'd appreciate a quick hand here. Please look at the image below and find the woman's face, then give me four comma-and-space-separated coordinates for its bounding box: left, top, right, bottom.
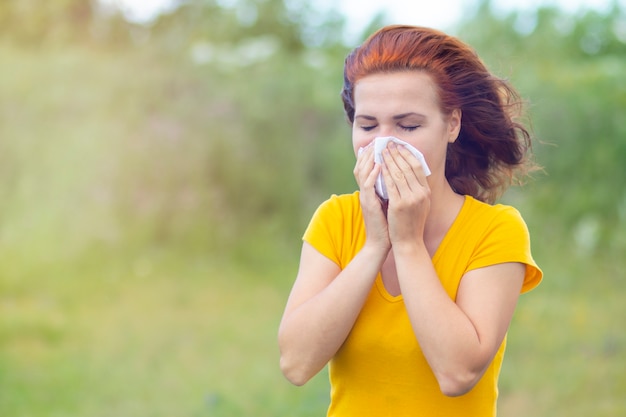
351, 71, 461, 175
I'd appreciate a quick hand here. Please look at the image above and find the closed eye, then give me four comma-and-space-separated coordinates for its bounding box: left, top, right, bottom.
360, 125, 377, 132
400, 125, 420, 132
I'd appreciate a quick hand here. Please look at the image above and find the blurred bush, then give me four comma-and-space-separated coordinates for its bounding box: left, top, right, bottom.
1, 0, 624, 265
458, 1, 626, 260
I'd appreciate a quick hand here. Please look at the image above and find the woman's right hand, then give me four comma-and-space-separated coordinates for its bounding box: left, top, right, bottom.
353, 145, 391, 252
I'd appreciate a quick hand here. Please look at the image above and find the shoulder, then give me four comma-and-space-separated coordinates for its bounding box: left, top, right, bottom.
461, 195, 542, 293
462, 195, 528, 235
311, 191, 361, 220
303, 191, 362, 268
464, 194, 520, 217
321, 191, 360, 207
304, 191, 361, 238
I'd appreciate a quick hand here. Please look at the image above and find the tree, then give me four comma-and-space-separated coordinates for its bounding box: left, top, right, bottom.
0, 0, 97, 44
458, 1, 626, 254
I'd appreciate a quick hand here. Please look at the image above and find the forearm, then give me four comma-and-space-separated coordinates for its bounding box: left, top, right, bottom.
393, 244, 489, 395
278, 244, 387, 385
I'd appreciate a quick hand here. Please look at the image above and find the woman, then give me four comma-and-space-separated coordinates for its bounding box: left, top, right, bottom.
278, 25, 542, 416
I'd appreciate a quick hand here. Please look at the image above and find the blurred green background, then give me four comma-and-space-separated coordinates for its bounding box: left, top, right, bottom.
0, 0, 624, 416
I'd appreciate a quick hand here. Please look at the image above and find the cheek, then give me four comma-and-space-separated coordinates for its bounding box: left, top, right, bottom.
351, 127, 372, 156
420, 142, 449, 174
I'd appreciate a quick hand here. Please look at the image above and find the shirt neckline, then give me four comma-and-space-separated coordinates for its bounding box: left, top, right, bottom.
374, 195, 472, 302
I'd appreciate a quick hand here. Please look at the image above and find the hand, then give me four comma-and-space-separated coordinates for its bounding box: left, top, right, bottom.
380, 143, 431, 247
353, 145, 391, 252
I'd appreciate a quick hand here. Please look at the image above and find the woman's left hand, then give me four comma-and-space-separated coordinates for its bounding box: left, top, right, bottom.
381, 143, 431, 247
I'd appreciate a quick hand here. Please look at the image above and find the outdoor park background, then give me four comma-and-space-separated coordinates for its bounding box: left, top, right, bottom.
0, 0, 624, 415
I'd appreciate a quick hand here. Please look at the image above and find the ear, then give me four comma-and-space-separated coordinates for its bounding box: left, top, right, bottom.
447, 109, 462, 143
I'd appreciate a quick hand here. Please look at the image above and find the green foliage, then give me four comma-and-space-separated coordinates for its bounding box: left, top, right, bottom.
458, 1, 626, 256
0, 0, 95, 44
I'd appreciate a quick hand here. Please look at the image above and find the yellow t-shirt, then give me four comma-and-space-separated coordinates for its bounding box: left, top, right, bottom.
302, 192, 542, 417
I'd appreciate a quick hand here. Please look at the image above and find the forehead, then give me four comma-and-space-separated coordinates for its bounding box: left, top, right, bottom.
353, 71, 440, 113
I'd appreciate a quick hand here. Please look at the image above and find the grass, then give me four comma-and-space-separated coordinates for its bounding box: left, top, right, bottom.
2, 237, 624, 416
497, 243, 626, 417
0, 243, 330, 417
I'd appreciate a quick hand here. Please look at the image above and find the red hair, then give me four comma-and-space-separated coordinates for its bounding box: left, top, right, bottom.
341, 25, 535, 203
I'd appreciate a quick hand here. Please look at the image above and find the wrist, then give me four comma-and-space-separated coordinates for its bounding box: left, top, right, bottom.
361, 240, 391, 261
391, 240, 427, 258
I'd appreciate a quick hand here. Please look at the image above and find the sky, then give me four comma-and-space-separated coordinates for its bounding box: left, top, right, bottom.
103, 0, 623, 34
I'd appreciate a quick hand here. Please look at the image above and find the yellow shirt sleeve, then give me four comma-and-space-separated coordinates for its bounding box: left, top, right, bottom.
303, 192, 365, 270
464, 203, 542, 293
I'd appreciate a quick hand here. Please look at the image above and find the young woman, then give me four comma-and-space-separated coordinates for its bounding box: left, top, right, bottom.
278, 25, 542, 416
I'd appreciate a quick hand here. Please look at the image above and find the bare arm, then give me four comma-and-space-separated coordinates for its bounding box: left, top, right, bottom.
394, 246, 524, 396
277, 242, 386, 385
382, 143, 525, 396
278, 145, 391, 386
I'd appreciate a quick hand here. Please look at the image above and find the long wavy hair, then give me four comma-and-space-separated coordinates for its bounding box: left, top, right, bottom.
341, 25, 536, 204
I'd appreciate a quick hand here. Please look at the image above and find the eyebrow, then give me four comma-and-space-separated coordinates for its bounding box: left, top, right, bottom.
354, 112, 426, 120
393, 112, 426, 120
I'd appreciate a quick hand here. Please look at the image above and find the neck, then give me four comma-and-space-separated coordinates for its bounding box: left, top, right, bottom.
423, 180, 465, 246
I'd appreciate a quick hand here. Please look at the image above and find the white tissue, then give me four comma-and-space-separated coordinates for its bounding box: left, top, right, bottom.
358, 136, 430, 200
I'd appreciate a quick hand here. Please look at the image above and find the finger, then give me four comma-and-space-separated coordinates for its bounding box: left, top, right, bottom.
356, 143, 375, 168
393, 145, 427, 184
366, 163, 381, 191
382, 145, 410, 183
353, 145, 375, 184
381, 148, 407, 198
355, 147, 383, 201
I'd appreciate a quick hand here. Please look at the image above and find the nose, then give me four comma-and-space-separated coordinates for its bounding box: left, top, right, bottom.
377, 124, 395, 139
